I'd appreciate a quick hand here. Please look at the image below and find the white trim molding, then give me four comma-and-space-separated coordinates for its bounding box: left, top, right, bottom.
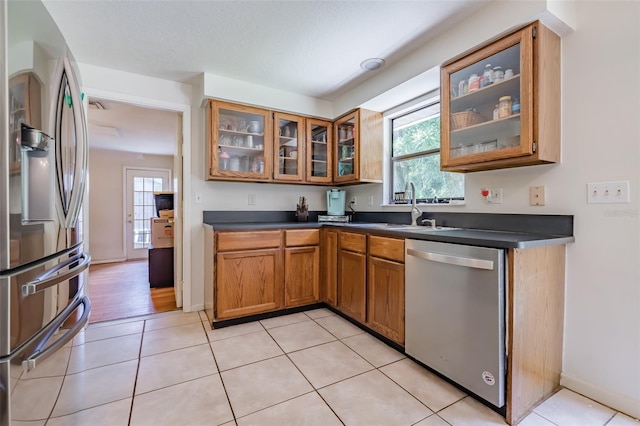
561, 373, 640, 420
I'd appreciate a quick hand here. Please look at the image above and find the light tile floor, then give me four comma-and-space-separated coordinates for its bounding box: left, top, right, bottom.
10, 309, 639, 426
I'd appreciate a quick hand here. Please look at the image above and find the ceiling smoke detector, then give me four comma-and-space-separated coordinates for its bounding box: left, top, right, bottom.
360, 58, 385, 71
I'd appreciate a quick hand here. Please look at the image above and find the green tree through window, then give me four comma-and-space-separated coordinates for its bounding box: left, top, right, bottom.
391, 102, 464, 202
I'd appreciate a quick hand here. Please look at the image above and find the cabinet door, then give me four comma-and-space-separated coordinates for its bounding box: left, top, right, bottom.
306, 118, 333, 184
322, 229, 338, 307
274, 112, 305, 181
215, 248, 283, 319
367, 256, 405, 344
338, 249, 367, 322
333, 111, 358, 183
285, 246, 319, 307
208, 100, 272, 181
441, 24, 536, 170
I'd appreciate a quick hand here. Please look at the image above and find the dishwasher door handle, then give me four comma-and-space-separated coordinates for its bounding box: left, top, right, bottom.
406, 248, 494, 270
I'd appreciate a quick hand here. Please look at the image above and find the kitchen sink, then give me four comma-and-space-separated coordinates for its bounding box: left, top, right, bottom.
383, 225, 460, 232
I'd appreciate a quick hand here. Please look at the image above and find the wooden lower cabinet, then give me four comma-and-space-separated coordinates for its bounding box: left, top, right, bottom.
367, 256, 405, 344
215, 248, 283, 319
506, 244, 566, 425
285, 246, 319, 307
321, 229, 338, 307
337, 249, 367, 323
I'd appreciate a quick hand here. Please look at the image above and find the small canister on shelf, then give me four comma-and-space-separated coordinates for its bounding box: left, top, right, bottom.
468, 74, 480, 92
498, 96, 512, 118
493, 66, 504, 83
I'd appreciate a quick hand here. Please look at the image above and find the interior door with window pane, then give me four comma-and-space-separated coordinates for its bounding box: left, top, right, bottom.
125, 169, 171, 260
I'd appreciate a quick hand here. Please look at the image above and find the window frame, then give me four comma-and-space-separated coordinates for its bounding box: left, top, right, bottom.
383, 92, 465, 206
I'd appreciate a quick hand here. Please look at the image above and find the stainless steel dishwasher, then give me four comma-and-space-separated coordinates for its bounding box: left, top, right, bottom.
405, 239, 506, 408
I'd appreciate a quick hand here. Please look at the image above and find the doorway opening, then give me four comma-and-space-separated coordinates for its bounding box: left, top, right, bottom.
86, 98, 183, 323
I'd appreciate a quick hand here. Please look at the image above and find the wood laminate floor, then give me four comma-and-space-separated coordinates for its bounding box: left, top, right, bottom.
87, 259, 178, 324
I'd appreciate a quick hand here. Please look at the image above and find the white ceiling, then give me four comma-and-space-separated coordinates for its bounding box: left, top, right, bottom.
42, 0, 488, 155
87, 99, 179, 156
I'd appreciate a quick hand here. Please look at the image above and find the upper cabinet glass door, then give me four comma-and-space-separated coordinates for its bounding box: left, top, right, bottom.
441, 26, 534, 170
306, 119, 332, 184
334, 112, 357, 182
273, 113, 304, 181
209, 101, 272, 181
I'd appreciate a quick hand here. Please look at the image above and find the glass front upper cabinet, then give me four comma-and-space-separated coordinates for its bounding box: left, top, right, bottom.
208, 101, 272, 181
273, 112, 304, 181
306, 118, 332, 184
440, 23, 556, 172
334, 111, 357, 182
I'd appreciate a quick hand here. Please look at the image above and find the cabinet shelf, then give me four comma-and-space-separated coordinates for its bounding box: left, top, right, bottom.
451, 114, 520, 147
219, 146, 264, 153
219, 128, 263, 137
451, 75, 520, 112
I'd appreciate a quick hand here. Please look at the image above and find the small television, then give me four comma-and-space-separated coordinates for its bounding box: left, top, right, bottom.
153, 192, 174, 216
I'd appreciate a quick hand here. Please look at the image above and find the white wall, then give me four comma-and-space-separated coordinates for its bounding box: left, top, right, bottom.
87, 148, 174, 262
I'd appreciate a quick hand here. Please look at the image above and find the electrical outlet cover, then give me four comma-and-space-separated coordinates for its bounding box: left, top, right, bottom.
530, 186, 545, 206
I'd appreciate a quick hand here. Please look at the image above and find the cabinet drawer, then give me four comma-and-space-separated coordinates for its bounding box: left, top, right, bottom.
339, 232, 366, 253
217, 230, 281, 251
369, 236, 404, 263
285, 229, 320, 247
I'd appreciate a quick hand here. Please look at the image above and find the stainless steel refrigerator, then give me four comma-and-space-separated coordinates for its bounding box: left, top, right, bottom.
1, 1, 91, 424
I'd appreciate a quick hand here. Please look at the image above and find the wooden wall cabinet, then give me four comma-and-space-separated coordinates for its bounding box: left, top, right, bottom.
333, 108, 383, 184
214, 231, 283, 319
207, 100, 273, 181
367, 236, 405, 345
306, 118, 333, 184
337, 232, 367, 322
284, 230, 320, 307
207, 100, 383, 185
440, 21, 560, 172
274, 112, 305, 182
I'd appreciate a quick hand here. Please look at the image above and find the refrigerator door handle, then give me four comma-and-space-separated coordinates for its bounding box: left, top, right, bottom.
58, 57, 88, 229
21, 296, 90, 372
21, 252, 90, 296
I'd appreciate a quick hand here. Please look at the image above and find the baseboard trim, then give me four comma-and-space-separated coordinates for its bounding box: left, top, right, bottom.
188, 303, 204, 312
561, 373, 640, 419
91, 258, 127, 265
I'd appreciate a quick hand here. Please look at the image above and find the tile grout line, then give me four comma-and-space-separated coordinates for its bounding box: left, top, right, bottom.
42, 337, 75, 424
127, 317, 147, 426
204, 320, 239, 425
232, 317, 347, 424
376, 357, 457, 416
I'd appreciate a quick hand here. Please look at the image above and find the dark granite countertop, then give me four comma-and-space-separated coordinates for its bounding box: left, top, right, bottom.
203, 218, 574, 249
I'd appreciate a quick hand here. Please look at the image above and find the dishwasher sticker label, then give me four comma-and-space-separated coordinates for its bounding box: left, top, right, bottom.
482, 371, 496, 386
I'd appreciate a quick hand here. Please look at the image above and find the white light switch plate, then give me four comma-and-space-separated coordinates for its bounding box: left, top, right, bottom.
587, 181, 630, 204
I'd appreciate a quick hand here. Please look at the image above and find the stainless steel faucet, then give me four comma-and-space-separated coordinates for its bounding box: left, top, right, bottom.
404, 181, 422, 226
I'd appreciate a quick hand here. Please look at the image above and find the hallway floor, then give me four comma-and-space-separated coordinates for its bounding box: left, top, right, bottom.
87, 260, 177, 323
10, 309, 637, 426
